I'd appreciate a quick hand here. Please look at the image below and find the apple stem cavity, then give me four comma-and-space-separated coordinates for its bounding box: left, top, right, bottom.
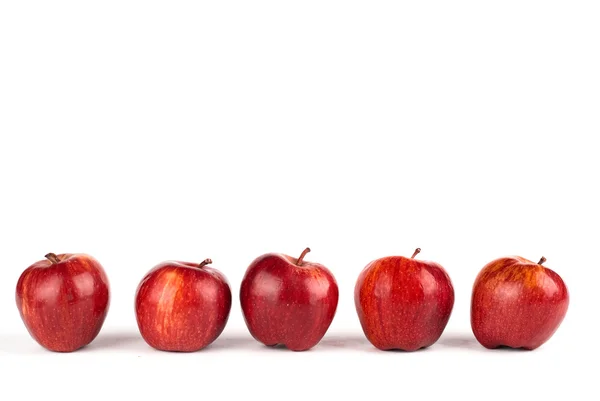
297, 247, 311, 266
198, 258, 213, 268
44, 253, 60, 264
538, 256, 547, 265
411, 248, 421, 259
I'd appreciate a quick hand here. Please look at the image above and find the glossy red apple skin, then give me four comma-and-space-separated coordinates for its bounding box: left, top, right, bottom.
240, 249, 339, 351
16, 253, 110, 352
471, 256, 569, 350
355, 250, 454, 351
135, 260, 232, 352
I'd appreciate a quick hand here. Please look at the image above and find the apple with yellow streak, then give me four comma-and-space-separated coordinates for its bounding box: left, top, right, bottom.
471, 255, 569, 350
135, 258, 232, 352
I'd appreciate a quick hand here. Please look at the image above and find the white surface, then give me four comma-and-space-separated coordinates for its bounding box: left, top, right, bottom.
0, 1, 598, 400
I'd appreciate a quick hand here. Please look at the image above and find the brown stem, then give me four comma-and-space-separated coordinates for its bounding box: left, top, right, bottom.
198, 258, 213, 268
297, 247, 311, 266
45, 253, 60, 264
411, 248, 421, 259
537, 256, 547, 265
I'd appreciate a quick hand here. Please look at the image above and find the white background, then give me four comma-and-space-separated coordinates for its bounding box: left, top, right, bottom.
1, 1, 598, 400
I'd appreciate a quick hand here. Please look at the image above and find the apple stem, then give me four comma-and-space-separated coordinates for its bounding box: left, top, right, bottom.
411, 248, 421, 259
537, 256, 547, 265
198, 258, 213, 268
296, 247, 311, 266
45, 253, 60, 264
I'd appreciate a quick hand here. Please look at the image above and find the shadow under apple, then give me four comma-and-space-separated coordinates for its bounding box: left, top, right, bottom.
437, 333, 481, 350
82, 331, 146, 352
436, 333, 534, 352
204, 334, 259, 351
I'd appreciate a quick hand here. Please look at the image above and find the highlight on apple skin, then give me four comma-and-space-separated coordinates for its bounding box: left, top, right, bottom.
471, 255, 569, 350
240, 247, 339, 351
16, 253, 111, 352
135, 258, 232, 352
355, 248, 455, 351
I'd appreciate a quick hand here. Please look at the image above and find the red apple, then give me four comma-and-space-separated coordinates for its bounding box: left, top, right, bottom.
240, 248, 339, 351
471, 255, 569, 350
355, 248, 454, 351
135, 258, 232, 352
16, 253, 110, 352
